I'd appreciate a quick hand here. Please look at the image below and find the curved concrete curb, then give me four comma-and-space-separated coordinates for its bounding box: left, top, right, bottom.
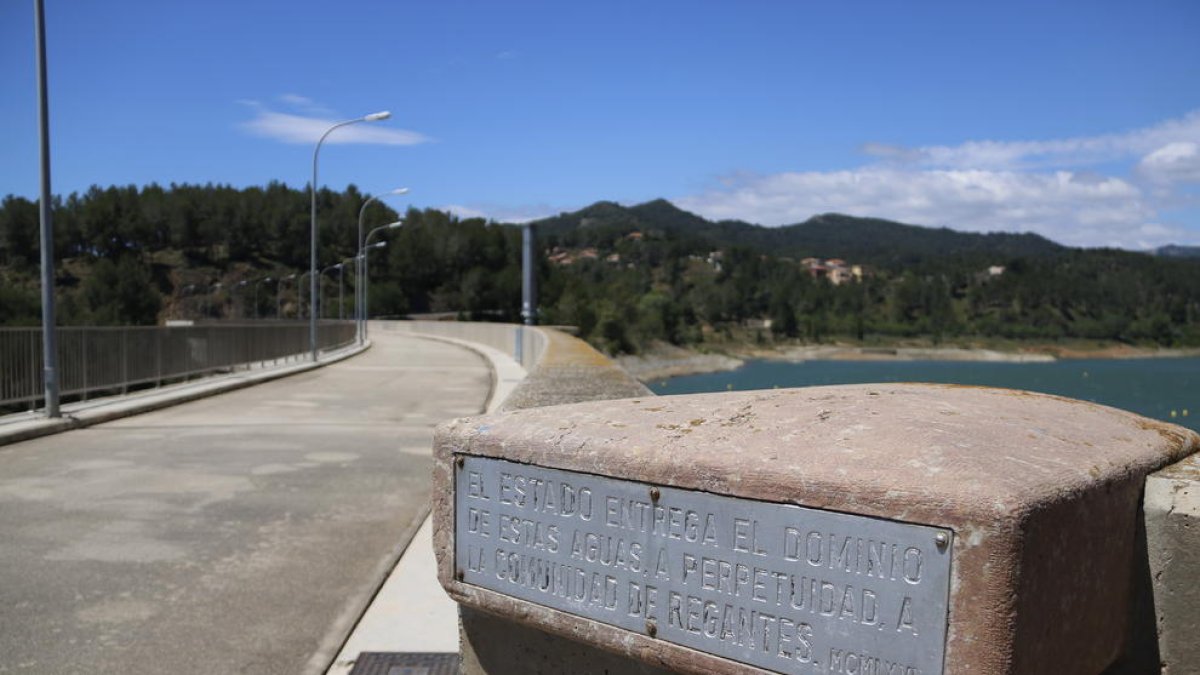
0, 342, 370, 449
324, 331, 530, 675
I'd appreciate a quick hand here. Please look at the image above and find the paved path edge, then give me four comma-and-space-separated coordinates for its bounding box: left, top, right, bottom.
0, 342, 371, 450
305, 501, 435, 675
321, 330, 530, 674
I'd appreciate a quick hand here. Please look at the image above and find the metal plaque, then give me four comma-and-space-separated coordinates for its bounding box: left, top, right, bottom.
455, 456, 951, 675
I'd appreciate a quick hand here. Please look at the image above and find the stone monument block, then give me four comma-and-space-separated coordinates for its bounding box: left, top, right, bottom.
1144, 453, 1200, 672
432, 384, 1198, 674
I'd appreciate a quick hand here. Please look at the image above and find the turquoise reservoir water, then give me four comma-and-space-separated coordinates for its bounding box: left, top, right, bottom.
648, 357, 1200, 433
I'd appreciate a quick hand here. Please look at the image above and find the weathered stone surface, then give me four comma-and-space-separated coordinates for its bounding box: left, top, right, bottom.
498, 329, 651, 412
1144, 453, 1200, 673
434, 384, 1198, 674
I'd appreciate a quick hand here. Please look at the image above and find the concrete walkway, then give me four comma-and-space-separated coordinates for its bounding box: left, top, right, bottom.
326, 334, 528, 674
0, 332, 492, 674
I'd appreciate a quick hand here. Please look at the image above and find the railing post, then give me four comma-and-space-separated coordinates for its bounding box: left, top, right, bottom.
81, 329, 88, 401
28, 330, 38, 412
121, 329, 128, 394
156, 324, 163, 386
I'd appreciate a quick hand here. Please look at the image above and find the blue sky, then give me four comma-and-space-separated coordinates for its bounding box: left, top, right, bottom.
2, 1, 1198, 249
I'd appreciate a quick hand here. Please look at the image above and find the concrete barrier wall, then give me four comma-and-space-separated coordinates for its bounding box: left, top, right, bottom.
374, 320, 548, 372
373, 320, 651, 408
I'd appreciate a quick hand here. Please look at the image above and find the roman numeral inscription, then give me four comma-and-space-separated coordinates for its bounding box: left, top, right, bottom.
455, 456, 952, 675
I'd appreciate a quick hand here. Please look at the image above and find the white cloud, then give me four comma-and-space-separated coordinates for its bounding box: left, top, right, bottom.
276, 93, 335, 117
442, 203, 559, 224
868, 110, 1200, 171
442, 204, 489, 220
1137, 141, 1200, 185
674, 167, 1196, 249
239, 106, 431, 146
279, 93, 315, 106
676, 110, 1200, 249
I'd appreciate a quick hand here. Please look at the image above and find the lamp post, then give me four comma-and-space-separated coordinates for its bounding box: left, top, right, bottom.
235, 280, 248, 318
361, 221, 402, 339
310, 110, 391, 361
298, 271, 313, 319
356, 187, 409, 344
320, 263, 343, 320
180, 284, 197, 320
34, 0, 59, 417
206, 282, 222, 319
254, 277, 273, 319
278, 274, 295, 319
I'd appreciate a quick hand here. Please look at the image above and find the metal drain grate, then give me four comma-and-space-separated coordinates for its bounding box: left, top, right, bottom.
348, 652, 459, 675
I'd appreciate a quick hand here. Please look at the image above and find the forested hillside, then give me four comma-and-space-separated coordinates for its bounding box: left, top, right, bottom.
2, 184, 1199, 354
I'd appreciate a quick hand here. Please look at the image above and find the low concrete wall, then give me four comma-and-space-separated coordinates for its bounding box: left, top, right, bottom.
376, 320, 651, 410
376, 320, 548, 372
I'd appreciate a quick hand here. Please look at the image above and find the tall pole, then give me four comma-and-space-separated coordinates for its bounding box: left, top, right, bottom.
362, 222, 400, 340
320, 263, 342, 320
276, 276, 286, 319
338, 265, 344, 320
34, 0, 59, 418
310, 111, 390, 362
356, 187, 407, 345
522, 224, 537, 326
254, 277, 272, 319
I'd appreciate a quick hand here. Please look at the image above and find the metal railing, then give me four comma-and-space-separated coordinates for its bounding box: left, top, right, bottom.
1, 321, 356, 409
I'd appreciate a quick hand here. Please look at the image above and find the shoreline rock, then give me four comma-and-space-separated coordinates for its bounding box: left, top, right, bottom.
614, 343, 743, 382
618, 341, 1200, 381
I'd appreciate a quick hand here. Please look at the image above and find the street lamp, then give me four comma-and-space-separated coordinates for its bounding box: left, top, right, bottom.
360, 241, 388, 333
356, 187, 409, 343
235, 280, 248, 318
320, 263, 343, 320
34, 0, 59, 417
310, 110, 391, 361
253, 277, 274, 319
206, 282, 222, 319
278, 273, 296, 319
361, 221, 402, 339
298, 271, 313, 319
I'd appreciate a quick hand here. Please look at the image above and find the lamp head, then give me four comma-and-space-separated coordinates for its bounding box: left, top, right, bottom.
387, 220, 404, 229
364, 111, 391, 122
389, 187, 410, 195
371, 241, 388, 249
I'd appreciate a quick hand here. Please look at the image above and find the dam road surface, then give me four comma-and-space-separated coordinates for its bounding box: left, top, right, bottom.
0, 332, 491, 674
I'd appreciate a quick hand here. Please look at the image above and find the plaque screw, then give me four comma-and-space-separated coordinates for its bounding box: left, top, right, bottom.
455, 456, 465, 469
649, 487, 661, 502
645, 619, 657, 637
935, 532, 950, 550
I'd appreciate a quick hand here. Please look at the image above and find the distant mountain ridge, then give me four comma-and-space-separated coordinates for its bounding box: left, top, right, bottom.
1154, 244, 1200, 258
530, 199, 1066, 268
